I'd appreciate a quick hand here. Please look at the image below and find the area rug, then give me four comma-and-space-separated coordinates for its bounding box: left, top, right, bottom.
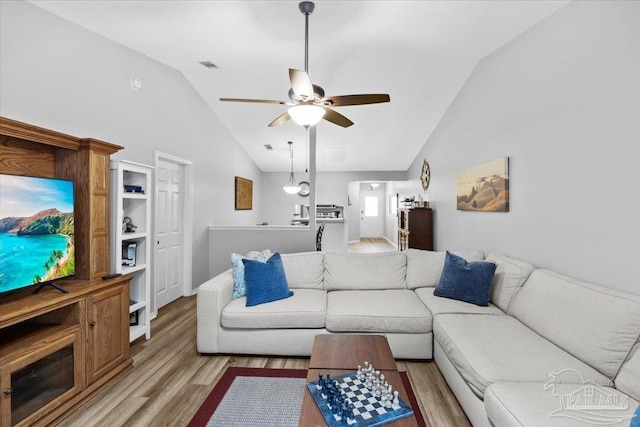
187, 367, 426, 427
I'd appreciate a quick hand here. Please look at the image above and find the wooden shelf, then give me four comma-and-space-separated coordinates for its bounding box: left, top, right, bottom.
0, 324, 80, 364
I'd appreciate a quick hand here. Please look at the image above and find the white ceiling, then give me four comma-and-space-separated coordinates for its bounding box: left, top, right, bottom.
28, 0, 568, 172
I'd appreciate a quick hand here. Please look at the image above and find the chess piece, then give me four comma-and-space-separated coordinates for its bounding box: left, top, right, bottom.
393, 390, 400, 406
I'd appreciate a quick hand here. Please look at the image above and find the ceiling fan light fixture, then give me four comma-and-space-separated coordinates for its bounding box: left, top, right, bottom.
288, 104, 325, 128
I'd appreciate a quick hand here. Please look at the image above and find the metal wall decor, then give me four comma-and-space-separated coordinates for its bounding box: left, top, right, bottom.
420, 160, 431, 191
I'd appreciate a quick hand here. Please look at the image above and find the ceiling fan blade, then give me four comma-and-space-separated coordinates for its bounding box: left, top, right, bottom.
324, 94, 390, 107
268, 111, 291, 128
289, 69, 314, 98
220, 98, 286, 104
323, 107, 354, 128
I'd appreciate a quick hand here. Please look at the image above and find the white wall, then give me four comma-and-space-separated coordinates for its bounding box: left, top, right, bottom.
407, 1, 640, 294
0, 1, 262, 289
383, 180, 426, 245
208, 226, 315, 277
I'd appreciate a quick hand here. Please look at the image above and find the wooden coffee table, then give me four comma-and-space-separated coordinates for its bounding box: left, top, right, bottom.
299, 334, 420, 426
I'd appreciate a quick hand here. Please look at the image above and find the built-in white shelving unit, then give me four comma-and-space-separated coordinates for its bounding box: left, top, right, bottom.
110, 160, 153, 342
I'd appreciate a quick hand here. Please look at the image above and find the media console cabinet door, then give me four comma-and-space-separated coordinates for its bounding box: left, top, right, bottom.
86, 285, 130, 384
0, 328, 82, 427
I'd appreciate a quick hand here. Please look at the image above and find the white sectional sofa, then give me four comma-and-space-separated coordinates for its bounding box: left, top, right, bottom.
197, 250, 640, 426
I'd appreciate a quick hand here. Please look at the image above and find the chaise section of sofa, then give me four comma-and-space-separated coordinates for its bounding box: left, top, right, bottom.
433, 258, 640, 427
484, 382, 639, 426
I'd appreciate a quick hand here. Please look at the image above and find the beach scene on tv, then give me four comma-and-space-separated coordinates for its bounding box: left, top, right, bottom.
0, 174, 75, 294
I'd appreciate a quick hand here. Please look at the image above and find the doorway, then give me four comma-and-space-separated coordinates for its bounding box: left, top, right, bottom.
359, 190, 383, 238
153, 152, 193, 312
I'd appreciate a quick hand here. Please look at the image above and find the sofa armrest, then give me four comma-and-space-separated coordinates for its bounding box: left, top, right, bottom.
197, 268, 234, 353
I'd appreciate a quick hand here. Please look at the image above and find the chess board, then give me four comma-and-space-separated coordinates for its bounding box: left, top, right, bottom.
307, 371, 414, 427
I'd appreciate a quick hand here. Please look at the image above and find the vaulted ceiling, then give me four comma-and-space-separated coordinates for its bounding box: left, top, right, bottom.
28, 0, 568, 172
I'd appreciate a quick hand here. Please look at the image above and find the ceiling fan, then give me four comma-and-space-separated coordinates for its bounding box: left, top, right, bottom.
220, 1, 390, 129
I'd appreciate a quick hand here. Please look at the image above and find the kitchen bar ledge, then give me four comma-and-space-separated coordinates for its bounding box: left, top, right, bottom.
209, 224, 311, 231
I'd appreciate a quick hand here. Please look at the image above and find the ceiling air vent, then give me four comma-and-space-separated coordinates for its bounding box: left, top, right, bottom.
199, 61, 218, 70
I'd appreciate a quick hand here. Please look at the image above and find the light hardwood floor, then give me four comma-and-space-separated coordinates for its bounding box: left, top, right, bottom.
58, 295, 470, 427
348, 237, 397, 253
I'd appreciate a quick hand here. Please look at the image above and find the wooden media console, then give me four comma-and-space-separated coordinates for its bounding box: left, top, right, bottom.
0, 117, 133, 426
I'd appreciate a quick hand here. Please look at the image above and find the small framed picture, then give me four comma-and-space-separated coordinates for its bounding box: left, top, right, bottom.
130, 311, 139, 326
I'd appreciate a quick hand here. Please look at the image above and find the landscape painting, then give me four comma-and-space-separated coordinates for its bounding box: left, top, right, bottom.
0, 174, 75, 293
456, 157, 509, 212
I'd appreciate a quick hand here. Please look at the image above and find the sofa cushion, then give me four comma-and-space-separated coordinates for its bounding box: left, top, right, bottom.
243, 253, 293, 307
434, 251, 496, 306
221, 289, 326, 329
485, 382, 639, 427
485, 252, 534, 312
323, 252, 407, 291
281, 252, 324, 289
434, 314, 613, 398
405, 249, 485, 290
415, 287, 504, 316
230, 249, 271, 299
616, 344, 640, 401
510, 269, 640, 380
326, 289, 432, 333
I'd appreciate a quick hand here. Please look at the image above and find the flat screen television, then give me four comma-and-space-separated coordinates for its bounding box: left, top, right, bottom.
0, 174, 75, 295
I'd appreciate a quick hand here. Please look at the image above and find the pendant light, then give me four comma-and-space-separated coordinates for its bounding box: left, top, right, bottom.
282, 141, 301, 194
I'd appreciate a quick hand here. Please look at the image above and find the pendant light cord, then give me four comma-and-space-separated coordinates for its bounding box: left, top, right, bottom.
288, 140, 294, 172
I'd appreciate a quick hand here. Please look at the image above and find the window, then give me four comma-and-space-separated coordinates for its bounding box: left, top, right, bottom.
364, 196, 378, 217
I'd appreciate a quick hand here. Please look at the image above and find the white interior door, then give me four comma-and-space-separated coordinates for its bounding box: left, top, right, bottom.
359, 190, 383, 238
155, 158, 184, 308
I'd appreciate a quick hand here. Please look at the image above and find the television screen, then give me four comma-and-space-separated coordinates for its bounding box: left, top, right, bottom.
0, 174, 75, 294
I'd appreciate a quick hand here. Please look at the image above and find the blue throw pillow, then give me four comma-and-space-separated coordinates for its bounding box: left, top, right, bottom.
434, 251, 496, 306
231, 249, 271, 299
242, 253, 294, 307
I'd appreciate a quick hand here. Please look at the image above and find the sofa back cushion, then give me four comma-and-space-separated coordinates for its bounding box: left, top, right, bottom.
510, 269, 640, 379
485, 253, 535, 312
405, 249, 485, 289
280, 252, 324, 289
615, 342, 640, 401
324, 252, 407, 291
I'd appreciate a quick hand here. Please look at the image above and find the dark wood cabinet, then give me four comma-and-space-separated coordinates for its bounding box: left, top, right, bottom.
398, 208, 433, 251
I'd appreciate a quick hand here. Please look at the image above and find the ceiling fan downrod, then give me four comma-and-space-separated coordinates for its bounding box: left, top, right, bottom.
299, 1, 315, 73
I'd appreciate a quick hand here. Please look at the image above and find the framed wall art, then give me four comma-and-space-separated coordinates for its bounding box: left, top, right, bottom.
456, 157, 509, 212
235, 176, 253, 210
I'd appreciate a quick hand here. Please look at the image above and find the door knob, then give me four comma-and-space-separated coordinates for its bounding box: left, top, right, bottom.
90, 321, 96, 327
3, 388, 12, 395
